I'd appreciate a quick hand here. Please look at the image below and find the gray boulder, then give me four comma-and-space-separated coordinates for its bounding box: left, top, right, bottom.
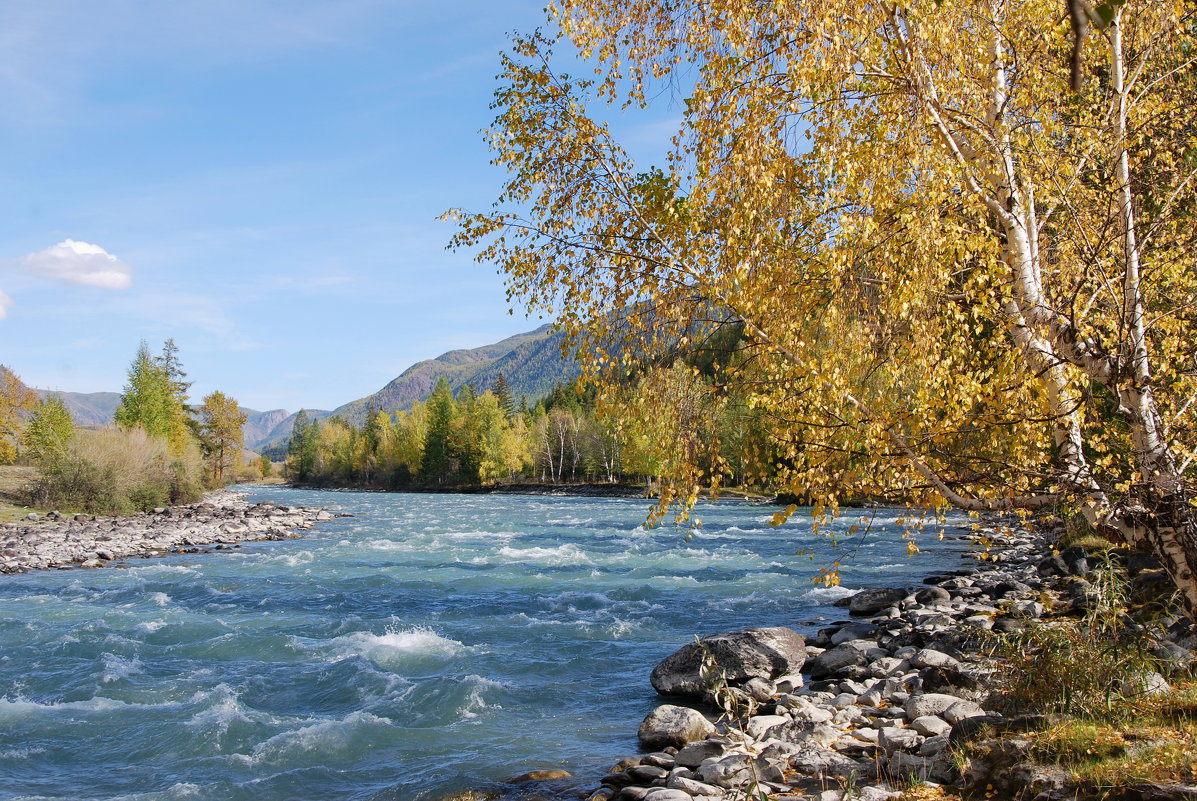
674, 740, 725, 768
667, 774, 721, 796
638, 705, 716, 749
848, 587, 909, 616
806, 641, 869, 679
943, 699, 986, 724
787, 744, 863, 777
642, 791, 693, 801
877, 726, 924, 754
650, 627, 807, 697
904, 693, 964, 720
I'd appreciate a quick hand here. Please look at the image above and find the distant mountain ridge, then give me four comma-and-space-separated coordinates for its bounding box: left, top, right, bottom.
17, 323, 579, 452
331, 324, 579, 426
36, 390, 122, 427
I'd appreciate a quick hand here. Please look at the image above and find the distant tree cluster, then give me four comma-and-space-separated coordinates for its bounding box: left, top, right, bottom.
286, 346, 777, 496
287, 374, 612, 488
21, 340, 257, 514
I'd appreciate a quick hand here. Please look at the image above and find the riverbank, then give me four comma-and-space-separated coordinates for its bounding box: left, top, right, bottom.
0, 489, 346, 574
284, 480, 776, 502
497, 519, 1197, 801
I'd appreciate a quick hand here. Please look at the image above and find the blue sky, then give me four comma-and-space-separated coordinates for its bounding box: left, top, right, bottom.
0, 1, 676, 412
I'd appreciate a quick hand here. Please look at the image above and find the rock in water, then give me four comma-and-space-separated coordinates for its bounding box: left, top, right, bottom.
649, 627, 807, 697
847, 586, 909, 616
637, 704, 716, 749
507, 770, 572, 783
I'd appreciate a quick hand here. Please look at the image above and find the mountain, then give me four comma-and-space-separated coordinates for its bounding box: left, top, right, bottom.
36, 390, 122, 427
15, 323, 579, 453
242, 409, 292, 449
330, 324, 580, 426
252, 408, 333, 452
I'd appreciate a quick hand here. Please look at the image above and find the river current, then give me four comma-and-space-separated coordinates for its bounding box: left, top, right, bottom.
0, 488, 978, 801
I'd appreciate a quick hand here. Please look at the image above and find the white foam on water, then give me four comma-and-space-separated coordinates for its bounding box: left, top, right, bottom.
109, 782, 206, 800
361, 538, 416, 552
146, 592, 171, 607
243, 710, 392, 764
136, 619, 168, 634
458, 674, 506, 721
546, 590, 611, 608
496, 544, 592, 565
186, 684, 276, 736
127, 565, 199, 577
100, 653, 144, 684
323, 627, 466, 668
0, 746, 46, 759
440, 529, 514, 542
271, 550, 314, 568
651, 575, 700, 585
13, 594, 57, 604
799, 585, 858, 602
0, 694, 130, 719
608, 619, 639, 639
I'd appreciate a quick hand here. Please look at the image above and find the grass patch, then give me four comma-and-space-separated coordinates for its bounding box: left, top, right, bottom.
986, 550, 1197, 793
0, 464, 40, 522
1057, 509, 1118, 553
1027, 720, 1128, 767
1019, 683, 1197, 787
896, 785, 968, 801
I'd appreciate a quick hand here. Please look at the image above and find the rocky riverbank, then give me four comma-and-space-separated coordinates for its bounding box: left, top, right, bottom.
494, 520, 1197, 801
0, 490, 347, 574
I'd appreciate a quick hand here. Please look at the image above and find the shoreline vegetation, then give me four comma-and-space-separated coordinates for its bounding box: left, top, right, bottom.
285, 479, 775, 503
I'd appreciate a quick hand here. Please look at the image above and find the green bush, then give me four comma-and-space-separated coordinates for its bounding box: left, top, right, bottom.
996, 558, 1169, 720
25, 427, 204, 514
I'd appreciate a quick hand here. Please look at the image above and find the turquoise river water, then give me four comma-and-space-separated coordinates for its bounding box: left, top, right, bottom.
0, 488, 978, 801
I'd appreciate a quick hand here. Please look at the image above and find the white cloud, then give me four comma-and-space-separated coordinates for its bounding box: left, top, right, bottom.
0, 289, 10, 319
18, 239, 133, 290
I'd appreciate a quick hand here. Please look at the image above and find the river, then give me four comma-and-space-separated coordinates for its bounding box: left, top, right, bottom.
0, 487, 977, 801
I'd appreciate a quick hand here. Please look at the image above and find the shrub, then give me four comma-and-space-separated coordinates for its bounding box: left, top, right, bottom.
25, 427, 204, 514
995, 557, 1169, 720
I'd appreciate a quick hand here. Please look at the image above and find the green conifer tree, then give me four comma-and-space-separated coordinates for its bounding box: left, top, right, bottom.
422, 377, 457, 485
114, 341, 178, 441
493, 372, 515, 419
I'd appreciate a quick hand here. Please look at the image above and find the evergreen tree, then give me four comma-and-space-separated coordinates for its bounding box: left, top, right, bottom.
156, 337, 201, 441
156, 338, 192, 401
422, 377, 457, 485
450, 385, 484, 484
114, 342, 179, 442
288, 410, 312, 480
493, 372, 515, 419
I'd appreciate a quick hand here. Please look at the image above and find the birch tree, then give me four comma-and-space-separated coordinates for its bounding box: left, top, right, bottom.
450, 1, 1197, 615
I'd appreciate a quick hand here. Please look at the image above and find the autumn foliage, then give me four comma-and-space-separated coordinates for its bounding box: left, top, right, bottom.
450, 1, 1197, 614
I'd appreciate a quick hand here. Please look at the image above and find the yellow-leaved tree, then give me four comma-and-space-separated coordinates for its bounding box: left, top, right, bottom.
0, 365, 38, 463
449, 1, 1197, 616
